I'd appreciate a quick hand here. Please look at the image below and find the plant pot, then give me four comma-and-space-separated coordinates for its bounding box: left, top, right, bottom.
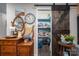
65, 40, 73, 44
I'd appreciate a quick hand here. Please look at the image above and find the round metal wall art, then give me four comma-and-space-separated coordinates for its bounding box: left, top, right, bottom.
25, 13, 36, 24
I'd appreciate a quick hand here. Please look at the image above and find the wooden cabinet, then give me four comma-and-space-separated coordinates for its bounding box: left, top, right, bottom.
0, 37, 34, 56
0, 37, 20, 56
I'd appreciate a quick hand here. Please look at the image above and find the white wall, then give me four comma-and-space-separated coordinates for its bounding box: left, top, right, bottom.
70, 6, 78, 46
0, 4, 6, 37
6, 4, 15, 35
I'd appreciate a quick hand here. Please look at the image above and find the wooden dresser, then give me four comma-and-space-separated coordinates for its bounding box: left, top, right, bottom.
0, 37, 34, 56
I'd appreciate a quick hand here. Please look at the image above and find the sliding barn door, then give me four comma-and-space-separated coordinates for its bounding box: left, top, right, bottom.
52, 5, 70, 55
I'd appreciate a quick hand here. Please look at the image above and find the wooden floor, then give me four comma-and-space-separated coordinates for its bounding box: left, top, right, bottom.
70, 47, 79, 56
38, 45, 50, 56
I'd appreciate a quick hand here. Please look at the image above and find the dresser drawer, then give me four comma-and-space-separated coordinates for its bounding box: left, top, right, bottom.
0, 46, 1, 56
18, 52, 29, 56
17, 46, 29, 56
17, 46, 29, 53
1, 46, 16, 53
2, 40, 17, 45
0, 41, 2, 45
1, 52, 16, 56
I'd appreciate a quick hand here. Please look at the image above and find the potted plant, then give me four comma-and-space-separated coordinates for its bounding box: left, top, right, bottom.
64, 35, 74, 44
